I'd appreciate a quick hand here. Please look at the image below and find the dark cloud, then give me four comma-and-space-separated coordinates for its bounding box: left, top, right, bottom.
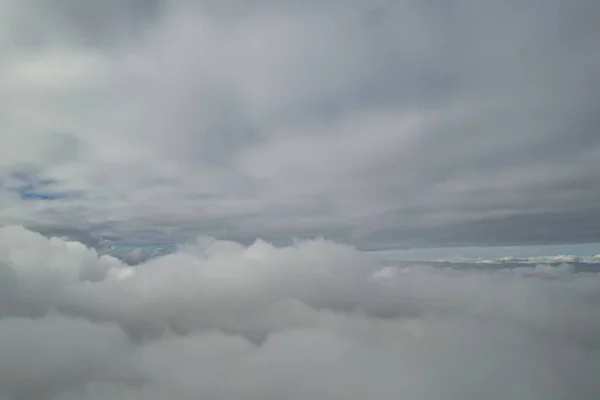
0, 0, 599, 248
362, 208, 600, 250
25, 225, 114, 251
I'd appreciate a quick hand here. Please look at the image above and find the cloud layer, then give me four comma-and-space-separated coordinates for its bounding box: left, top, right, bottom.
1, 0, 600, 248
1, 226, 599, 399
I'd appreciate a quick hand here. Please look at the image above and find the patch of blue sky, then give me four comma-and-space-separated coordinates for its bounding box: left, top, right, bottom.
20, 191, 67, 200
1, 169, 77, 201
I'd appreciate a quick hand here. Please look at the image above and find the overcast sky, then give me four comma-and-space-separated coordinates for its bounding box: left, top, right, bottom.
1, 0, 599, 250
1, 3, 600, 398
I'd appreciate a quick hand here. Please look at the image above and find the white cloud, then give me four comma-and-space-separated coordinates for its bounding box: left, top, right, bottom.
417, 254, 600, 265
0, 226, 599, 399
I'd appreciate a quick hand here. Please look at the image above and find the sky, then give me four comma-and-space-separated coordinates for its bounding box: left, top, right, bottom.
1, 0, 600, 252
2, 3, 600, 397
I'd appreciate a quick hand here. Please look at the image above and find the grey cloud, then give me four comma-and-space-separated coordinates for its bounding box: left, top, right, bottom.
25, 225, 112, 250
1, 0, 599, 248
362, 208, 600, 250
2, 0, 163, 49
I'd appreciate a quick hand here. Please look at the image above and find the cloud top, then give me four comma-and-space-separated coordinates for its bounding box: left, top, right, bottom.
0, 226, 599, 399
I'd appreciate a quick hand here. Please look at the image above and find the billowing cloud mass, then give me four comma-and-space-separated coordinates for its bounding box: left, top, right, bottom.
0, 226, 599, 399
1, 0, 600, 248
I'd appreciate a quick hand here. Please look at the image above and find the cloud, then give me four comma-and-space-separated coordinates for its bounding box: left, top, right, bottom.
374, 243, 600, 264
0, 226, 599, 399
1, 0, 599, 248
2, 2, 599, 398
447, 255, 600, 265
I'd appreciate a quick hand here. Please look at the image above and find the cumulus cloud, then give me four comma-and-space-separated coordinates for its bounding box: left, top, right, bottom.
0, 226, 599, 399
